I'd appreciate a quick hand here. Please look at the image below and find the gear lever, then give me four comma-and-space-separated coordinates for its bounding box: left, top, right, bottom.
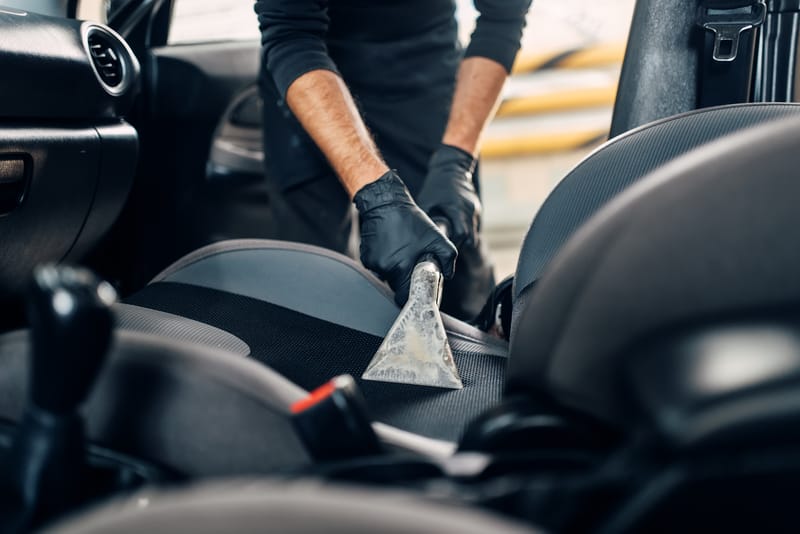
0, 265, 116, 532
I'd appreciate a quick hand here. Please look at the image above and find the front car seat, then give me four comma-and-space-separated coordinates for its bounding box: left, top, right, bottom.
120, 103, 800, 443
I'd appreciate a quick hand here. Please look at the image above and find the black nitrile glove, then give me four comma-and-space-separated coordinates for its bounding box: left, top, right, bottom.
355, 170, 458, 306
416, 144, 481, 248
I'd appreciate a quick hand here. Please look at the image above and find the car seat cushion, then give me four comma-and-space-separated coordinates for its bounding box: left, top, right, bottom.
126, 280, 507, 442
0, 329, 311, 476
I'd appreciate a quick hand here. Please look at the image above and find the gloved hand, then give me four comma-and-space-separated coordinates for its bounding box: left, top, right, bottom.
416, 144, 481, 248
354, 170, 458, 306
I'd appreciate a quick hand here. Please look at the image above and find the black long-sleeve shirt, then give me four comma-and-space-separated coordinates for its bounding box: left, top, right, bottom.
254, 0, 533, 98
254, 0, 532, 192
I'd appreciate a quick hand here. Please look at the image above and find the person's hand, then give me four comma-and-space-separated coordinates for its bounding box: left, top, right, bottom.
354, 171, 457, 306
416, 144, 481, 248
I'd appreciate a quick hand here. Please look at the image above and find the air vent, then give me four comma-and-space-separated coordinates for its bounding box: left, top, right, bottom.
82, 25, 138, 96
87, 32, 123, 88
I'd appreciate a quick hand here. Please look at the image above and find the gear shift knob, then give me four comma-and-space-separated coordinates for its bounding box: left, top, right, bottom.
0, 265, 117, 532
26, 265, 117, 415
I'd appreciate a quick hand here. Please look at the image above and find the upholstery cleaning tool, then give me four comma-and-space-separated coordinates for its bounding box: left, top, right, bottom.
362, 229, 463, 389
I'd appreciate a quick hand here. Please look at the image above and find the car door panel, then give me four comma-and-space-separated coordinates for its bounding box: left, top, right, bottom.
123, 39, 268, 288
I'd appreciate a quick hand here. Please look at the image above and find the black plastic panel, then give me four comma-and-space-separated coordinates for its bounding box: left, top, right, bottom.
610, 0, 704, 136
0, 122, 137, 297
65, 122, 138, 262
0, 126, 99, 296
0, 8, 138, 120
149, 41, 260, 121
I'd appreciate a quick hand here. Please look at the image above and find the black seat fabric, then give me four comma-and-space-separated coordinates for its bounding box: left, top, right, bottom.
513, 104, 800, 335
508, 114, 800, 425
127, 279, 508, 442
126, 240, 508, 442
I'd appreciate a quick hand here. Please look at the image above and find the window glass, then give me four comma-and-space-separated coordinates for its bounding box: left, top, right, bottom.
76, 0, 107, 22
479, 0, 635, 277
76, 0, 136, 23
2, 0, 68, 17
169, 0, 259, 44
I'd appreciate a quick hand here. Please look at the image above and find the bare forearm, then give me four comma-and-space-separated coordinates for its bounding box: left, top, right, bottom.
442, 57, 508, 156
285, 70, 388, 198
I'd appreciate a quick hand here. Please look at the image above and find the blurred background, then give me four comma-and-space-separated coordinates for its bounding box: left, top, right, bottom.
142, 0, 638, 278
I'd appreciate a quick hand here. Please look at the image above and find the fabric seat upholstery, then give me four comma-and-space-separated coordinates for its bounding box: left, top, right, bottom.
512, 103, 800, 336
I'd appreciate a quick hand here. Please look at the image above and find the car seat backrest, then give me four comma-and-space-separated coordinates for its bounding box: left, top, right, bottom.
513, 103, 800, 330
507, 112, 800, 425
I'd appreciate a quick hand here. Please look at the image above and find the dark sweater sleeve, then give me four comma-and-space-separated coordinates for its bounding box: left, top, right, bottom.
254, 0, 340, 98
466, 0, 533, 72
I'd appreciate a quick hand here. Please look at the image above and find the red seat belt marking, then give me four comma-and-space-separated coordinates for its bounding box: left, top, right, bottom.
290, 381, 337, 414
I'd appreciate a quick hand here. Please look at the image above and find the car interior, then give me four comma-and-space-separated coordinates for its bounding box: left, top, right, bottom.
2, 0, 800, 532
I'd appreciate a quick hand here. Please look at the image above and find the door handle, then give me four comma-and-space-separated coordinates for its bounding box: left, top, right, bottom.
0, 156, 29, 215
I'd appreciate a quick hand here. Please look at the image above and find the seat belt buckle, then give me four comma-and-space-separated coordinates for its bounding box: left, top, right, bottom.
697, 1, 767, 62
291, 375, 384, 462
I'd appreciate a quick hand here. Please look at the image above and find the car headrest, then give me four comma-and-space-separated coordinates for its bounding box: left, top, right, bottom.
507, 113, 800, 425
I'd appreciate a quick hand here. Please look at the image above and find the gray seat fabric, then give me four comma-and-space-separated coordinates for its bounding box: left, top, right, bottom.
114, 303, 250, 357
513, 103, 800, 336
50, 480, 539, 534
508, 113, 800, 425
0, 317, 457, 468
0, 329, 311, 476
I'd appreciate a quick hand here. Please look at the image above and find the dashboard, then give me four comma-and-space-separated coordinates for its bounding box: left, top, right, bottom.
0, 7, 139, 298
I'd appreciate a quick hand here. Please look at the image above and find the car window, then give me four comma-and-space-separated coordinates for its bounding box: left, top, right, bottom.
2, 0, 68, 17
476, 0, 635, 277
76, 0, 139, 23
169, 0, 259, 45
75, 0, 106, 23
